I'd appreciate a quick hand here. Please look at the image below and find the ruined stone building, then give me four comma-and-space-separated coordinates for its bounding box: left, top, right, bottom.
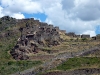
1, 16, 100, 61
81, 34, 90, 38
0, 16, 16, 31
10, 19, 62, 60
66, 32, 76, 37
66, 32, 90, 39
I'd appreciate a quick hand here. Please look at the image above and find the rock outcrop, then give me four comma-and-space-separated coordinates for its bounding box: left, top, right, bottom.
10, 19, 62, 60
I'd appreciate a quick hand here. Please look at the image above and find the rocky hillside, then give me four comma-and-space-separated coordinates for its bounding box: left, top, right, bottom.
10, 21, 63, 60
0, 16, 100, 75
0, 16, 67, 60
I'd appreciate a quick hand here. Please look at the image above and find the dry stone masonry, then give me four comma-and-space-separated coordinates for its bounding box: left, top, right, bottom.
10, 18, 62, 60
0, 16, 100, 60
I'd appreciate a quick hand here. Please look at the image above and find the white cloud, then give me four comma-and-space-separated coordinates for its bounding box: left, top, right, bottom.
0, 6, 4, 17
45, 18, 53, 24
11, 13, 25, 19
0, 0, 100, 36
82, 30, 96, 37
0, 0, 42, 19
74, 0, 100, 21
40, 0, 100, 36
1, 0, 43, 14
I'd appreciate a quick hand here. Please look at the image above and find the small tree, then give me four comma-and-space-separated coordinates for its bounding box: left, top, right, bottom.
70, 38, 73, 41
81, 38, 87, 42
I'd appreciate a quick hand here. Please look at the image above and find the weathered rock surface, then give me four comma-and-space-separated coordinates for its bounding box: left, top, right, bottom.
10, 18, 62, 60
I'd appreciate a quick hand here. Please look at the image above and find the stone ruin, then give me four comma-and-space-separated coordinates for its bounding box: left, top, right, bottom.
66, 32, 91, 39
0, 16, 16, 31
10, 21, 62, 60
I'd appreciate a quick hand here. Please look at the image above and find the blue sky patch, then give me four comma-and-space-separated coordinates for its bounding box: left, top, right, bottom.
23, 13, 47, 22
95, 25, 100, 34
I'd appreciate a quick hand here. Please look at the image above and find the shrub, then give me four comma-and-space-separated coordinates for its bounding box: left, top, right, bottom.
70, 38, 73, 41
81, 38, 87, 42
56, 57, 100, 71
0, 21, 2, 24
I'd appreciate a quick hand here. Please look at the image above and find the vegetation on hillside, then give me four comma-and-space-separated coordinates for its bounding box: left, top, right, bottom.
0, 60, 42, 75
56, 57, 100, 71
0, 33, 42, 75
0, 19, 43, 75
0, 16, 100, 75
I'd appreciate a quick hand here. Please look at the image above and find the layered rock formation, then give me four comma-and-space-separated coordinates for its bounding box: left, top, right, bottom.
10, 18, 62, 60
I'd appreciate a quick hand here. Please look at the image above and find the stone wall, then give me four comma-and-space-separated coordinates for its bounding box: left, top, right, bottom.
81, 34, 90, 38
66, 32, 76, 37
10, 20, 62, 60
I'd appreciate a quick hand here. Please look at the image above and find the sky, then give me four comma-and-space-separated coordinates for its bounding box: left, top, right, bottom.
0, 0, 100, 36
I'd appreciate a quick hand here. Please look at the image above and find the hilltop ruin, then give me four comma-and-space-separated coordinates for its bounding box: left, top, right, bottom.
7, 16, 64, 60
0, 16, 100, 60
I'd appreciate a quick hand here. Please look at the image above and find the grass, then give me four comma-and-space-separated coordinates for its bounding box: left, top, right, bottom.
0, 18, 100, 75
56, 57, 100, 71
0, 60, 42, 75
0, 33, 42, 75
0, 36, 18, 60
1, 35, 99, 75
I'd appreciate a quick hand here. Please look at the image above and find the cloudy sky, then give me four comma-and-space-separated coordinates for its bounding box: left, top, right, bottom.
0, 0, 100, 36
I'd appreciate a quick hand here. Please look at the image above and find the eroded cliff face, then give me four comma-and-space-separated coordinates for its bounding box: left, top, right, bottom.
10, 19, 63, 60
